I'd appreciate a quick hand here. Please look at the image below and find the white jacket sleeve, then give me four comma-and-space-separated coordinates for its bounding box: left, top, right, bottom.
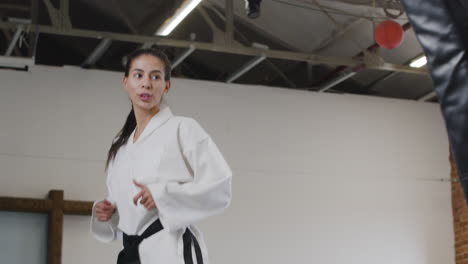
90, 165, 120, 242
148, 120, 232, 232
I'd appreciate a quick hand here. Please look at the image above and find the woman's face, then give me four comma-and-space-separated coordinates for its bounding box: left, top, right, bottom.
123, 54, 171, 112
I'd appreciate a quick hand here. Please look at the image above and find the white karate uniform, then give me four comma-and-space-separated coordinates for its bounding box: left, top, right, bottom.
90, 106, 232, 264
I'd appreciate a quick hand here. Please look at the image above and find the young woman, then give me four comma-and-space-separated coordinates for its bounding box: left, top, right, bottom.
90, 48, 232, 264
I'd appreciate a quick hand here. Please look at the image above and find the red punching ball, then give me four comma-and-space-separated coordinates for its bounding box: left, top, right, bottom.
375, 20, 404, 49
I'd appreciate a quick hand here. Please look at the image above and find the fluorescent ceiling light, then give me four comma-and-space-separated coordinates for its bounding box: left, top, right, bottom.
409, 55, 427, 68
157, 0, 202, 36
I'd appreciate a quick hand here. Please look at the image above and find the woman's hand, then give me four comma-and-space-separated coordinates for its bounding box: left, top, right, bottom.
133, 180, 157, 210
95, 200, 116, 222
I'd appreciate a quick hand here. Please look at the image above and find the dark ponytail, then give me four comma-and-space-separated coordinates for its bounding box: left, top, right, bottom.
105, 47, 172, 171
105, 107, 136, 171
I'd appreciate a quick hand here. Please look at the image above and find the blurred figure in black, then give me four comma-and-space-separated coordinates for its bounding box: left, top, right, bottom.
245, 0, 262, 19
400, 0, 468, 202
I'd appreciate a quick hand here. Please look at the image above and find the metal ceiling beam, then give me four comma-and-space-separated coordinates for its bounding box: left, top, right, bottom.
30, 0, 39, 57
203, 1, 301, 52
4, 25, 23, 56
200, 3, 296, 88
312, 17, 364, 53
417, 91, 437, 102
226, 55, 266, 83
60, 0, 69, 17
312, 22, 413, 92
172, 45, 196, 69
365, 53, 427, 94
2, 27, 23, 56
264, 60, 297, 88
225, 0, 234, 45
330, 0, 402, 10
307, 2, 365, 91
363, 71, 397, 92
196, 5, 229, 45
42, 0, 71, 30
197, 5, 220, 33
81, 38, 112, 67
0, 4, 30, 12
30, 0, 39, 24
0, 21, 428, 74
318, 67, 358, 92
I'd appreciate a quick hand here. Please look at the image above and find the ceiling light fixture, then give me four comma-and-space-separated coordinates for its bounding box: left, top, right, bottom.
156, 0, 202, 36
409, 55, 427, 68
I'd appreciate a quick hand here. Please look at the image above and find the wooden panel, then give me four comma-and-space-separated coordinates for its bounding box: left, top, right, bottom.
0, 197, 52, 212
47, 190, 64, 264
63, 200, 93, 216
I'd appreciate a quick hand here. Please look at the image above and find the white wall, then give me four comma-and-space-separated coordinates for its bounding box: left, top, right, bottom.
0, 65, 453, 264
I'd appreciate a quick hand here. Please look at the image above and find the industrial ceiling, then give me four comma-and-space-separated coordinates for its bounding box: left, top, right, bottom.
0, 0, 436, 102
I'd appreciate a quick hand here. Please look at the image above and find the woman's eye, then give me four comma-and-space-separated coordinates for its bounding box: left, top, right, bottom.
151, 75, 160, 80
134, 73, 142, 78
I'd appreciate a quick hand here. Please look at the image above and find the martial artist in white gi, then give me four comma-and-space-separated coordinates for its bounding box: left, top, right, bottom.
90, 48, 232, 264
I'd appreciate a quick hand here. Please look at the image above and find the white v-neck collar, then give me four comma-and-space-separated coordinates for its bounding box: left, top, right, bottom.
130, 106, 173, 145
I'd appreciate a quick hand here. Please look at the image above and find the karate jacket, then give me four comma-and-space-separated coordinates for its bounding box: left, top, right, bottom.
90, 106, 232, 264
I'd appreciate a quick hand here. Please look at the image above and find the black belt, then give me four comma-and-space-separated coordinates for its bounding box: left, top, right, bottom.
117, 219, 204, 264
183, 228, 203, 264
